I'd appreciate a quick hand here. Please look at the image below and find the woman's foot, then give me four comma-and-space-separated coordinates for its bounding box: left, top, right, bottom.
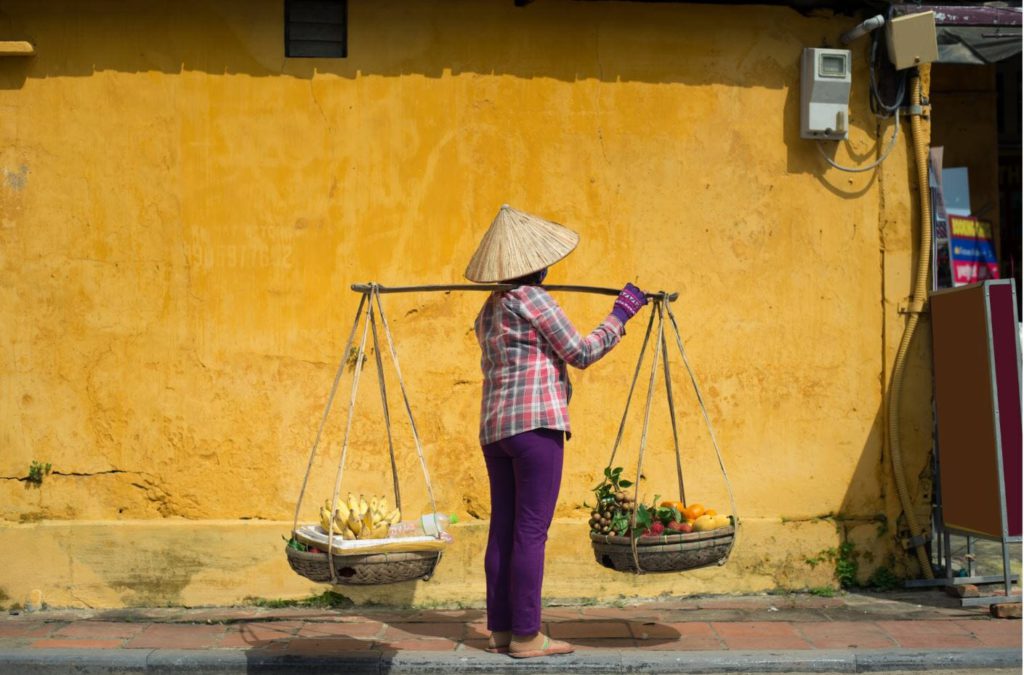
485, 630, 511, 653
508, 632, 574, 659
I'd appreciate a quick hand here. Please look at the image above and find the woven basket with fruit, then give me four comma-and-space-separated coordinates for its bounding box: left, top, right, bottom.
588, 295, 739, 574
285, 286, 449, 586
588, 467, 735, 573
285, 492, 447, 586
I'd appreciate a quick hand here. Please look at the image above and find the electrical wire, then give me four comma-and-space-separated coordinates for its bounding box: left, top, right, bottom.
816, 108, 901, 173
818, 23, 909, 173
869, 32, 906, 115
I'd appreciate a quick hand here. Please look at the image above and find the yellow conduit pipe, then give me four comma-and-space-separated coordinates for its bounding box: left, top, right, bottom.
887, 72, 934, 579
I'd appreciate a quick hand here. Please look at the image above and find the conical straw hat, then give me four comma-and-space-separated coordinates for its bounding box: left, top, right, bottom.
465, 204, 580, 283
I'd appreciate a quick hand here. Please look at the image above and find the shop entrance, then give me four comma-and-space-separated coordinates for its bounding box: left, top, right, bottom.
930, 54, 1022, 307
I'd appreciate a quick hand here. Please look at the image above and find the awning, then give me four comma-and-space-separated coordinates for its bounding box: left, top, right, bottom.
937, 25, 1022, 64
892, 4, 1022, 65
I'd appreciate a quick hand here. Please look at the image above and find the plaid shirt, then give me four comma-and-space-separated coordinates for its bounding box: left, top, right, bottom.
474, 285, 624, 445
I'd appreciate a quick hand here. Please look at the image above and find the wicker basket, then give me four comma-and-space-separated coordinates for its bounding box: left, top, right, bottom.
285, 545, 442, 585
591, 526, 734, 573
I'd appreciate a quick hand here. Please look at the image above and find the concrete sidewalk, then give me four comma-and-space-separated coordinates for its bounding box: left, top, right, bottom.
0, 590, 1019, 673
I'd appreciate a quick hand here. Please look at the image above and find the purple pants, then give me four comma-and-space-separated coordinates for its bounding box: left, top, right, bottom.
481, 427, 564, 635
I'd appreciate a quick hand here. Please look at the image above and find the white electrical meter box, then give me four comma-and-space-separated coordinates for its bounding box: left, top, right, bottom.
800, 48, 852, 141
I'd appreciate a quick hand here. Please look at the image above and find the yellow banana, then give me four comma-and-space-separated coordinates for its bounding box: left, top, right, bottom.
333, 509, 347, 534
335, 499, 350, 522
325, 495, 399, 539
347, 510, 362, 537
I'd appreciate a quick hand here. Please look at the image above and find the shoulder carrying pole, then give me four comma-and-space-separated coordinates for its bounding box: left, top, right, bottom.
352, 283, 677, 303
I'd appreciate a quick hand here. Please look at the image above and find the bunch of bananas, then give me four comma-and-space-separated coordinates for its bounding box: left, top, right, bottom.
319, 493, 402, 540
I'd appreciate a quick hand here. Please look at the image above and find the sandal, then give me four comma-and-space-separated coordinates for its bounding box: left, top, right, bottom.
485, 631, 511, 654
508, 635, 574, 659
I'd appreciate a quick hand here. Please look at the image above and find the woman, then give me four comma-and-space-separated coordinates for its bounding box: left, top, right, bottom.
465, 205, 648, 659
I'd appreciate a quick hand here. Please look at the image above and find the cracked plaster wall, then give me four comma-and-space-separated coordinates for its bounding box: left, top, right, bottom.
0, 0, 934, 605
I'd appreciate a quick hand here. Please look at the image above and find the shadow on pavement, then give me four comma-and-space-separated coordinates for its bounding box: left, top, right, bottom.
227, 610, 681, 662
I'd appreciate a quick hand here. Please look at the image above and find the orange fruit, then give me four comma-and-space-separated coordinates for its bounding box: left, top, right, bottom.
683, 503, 706, 521
705, 508, 717, 516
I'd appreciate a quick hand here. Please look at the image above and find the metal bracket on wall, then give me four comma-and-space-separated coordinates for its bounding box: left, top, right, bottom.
898, 298, 929, 315
903, 104, 931, 119
902, 532, 932, 549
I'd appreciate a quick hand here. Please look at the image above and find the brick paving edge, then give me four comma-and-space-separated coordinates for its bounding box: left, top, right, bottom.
0, 647, 1019, 673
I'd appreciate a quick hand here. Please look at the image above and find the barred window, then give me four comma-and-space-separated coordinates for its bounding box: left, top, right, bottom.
285, 0, 347, 58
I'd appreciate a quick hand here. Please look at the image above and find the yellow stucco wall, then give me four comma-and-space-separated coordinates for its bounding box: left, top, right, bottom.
0, 0, 934, 608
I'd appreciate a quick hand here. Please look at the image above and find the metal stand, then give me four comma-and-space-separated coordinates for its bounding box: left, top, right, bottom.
905, 531, 1020, 600
905, 412, 1020, 603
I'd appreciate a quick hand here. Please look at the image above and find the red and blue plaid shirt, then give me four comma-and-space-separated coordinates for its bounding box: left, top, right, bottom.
474, 285, 625, 445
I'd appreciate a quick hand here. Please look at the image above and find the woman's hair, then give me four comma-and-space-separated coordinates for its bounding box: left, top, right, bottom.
505, 268, 547, 286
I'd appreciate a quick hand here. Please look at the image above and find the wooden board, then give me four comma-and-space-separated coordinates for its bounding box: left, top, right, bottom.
932, 281, 1021, 539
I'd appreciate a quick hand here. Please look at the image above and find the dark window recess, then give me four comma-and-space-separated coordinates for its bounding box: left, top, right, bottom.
285, 0, 347, 58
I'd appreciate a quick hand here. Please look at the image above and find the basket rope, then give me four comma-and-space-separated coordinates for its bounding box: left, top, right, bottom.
664, 300, 740, 559
371, 287, 441, 524
629, 303, 664, 572
369, 306, 402, 512
659, 301, 687, 508
326, 296, 374, 582
292, 293, 367, 536
606, 307, 659, 469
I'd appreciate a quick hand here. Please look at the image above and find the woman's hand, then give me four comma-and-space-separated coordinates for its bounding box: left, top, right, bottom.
611, 283, 648, 323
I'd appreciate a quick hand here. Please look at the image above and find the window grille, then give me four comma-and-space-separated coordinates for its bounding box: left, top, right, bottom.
285, 0, 347, 58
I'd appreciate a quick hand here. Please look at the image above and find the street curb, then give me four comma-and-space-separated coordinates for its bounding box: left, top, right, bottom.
0, 647, 1019, 673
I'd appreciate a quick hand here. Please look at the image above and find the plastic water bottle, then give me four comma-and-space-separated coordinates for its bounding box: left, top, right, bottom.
387, 513, 458, 538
